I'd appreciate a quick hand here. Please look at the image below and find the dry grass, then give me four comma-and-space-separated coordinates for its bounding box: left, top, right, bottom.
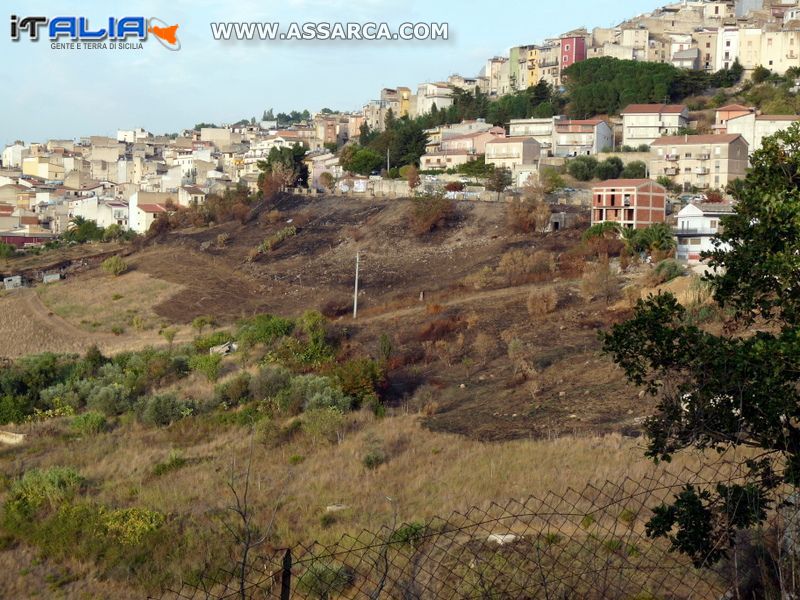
36, 267, 182, 334
6, 412, 719, 551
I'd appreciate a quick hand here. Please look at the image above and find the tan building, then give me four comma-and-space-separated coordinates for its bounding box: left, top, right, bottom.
693, 29, 719, 72
621, 104, 690, 148
713, 104, 754, 134
591, 179, 666, 229
484, 137, 541, 171
650, 134, 749, 190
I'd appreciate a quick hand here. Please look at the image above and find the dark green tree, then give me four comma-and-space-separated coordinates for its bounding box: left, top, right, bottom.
601, 123, 800, 567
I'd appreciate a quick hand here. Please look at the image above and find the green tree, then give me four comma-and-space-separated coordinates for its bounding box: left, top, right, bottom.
595, 157, 624, 180
567, 156, 598, 181
621, 160, 648, 179
485, 167, 512, 192
601, 123, 800, 567
341, 147, 383, 175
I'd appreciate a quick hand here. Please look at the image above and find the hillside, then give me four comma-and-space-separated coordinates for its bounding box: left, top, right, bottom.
0, 194, 695, 596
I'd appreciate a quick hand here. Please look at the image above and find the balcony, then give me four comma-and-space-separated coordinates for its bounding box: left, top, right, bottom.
487, 153, 521, 159
674, 228, 717, 236
664, 167, 678, 176
665, 154, 679, 161
698, 153, 711, 160
694, 167, 710, 174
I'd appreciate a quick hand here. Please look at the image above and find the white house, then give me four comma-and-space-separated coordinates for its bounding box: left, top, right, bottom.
725, 113, 800, 156
675, 202, 734, 263
620, 104, 690, 147
128, 191, 174, 234
69, 197, 129, 229
178, 185, 207, 207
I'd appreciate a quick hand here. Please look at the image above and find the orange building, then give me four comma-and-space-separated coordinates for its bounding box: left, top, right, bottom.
591, 179, 666, 229
713, 104, 754, 134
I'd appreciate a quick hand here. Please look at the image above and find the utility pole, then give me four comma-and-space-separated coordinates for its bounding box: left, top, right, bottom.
353, 251, 360, 319
386, 148, 390, 173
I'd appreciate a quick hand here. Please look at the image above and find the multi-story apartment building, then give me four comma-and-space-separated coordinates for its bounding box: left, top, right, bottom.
526, 46, 542, 87
538, 41, 561, 87
621, 104, 690, 147
693, 29, 719, 72
485, 57, 511, 96
560, 31, 587, 72
416, 82, 454, 115
717, 26, 740, 70
552, 118, 613, 156
591, 179, 667, 228
509, 45, 535, 91
420, 128, 504, 171
650, 134, 749, 190
725, 112, 800, 154
484, 137, 541, 171
509, 118, 556, 154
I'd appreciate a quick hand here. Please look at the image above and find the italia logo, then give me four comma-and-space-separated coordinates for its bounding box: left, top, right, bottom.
10, 15, 180, 50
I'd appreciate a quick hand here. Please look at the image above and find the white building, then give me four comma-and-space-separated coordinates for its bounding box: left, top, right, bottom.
69, 196, 129, 229
416, 82, 454, 116
725, 113, 800, 156
620, 104, 690, 148
128, 191, 174, 234
675, 202, 734, 263
2, 143, 27, 168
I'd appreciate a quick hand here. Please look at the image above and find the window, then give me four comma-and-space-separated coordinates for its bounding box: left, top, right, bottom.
726, 40, 731, 47
689, 238, 702, 246
565, 44, 570, 51
710, 220, 718, 229
714, 146, 721, 155
706, 42, 711, 48
684, 153, 692, 158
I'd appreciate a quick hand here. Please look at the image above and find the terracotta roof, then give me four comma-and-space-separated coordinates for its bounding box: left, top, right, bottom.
692, 202, 735, 213
716, 104, 752, 112
486, 136, 539, 144
651, 134, 744, 145
621, 103, 687, 114
593, 179, 661, 188
181, 185, 205, 195
137, 203, 168, 213
755, 114, 800, 121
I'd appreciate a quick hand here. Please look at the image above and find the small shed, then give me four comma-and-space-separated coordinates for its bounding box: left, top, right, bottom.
3, 276, 22, 290
42, 273, 62, 284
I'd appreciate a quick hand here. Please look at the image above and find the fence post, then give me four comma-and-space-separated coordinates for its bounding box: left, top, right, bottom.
280, 548, 292, 600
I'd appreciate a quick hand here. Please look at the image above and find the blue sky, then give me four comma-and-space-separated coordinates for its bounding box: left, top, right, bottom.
1, 0, 664, 145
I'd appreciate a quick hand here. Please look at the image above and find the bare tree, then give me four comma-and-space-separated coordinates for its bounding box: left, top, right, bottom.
222, 433, 285, 599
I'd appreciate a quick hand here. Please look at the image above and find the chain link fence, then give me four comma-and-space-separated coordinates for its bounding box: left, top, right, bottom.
153, 457, 795, 599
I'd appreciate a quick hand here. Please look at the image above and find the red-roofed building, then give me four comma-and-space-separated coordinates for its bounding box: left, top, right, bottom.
713, 104, 754, 134
591, 179, 666, 228
620, 104, 690, 147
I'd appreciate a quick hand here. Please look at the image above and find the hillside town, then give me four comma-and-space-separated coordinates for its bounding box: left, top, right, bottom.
2, 0, 800, 259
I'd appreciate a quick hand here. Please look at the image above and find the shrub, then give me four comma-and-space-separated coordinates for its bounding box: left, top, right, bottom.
331, 358, 385, 410
277, 374, 352, 414
646, 259, 685, 286
5, 467, 83, 517
444, 181, 464, 192
302, 407, 345, 445
236, 314, 294, 347
104, 507, 165, 546
497, 250, 555, 285
188, 354, 223, 382
260, 226, 297, 252
101, 255, 128, 277
213, 372, 252, 408
526, 288, 558, 317
152, 450, 188, 477
506, 197, 551, 234
409, 195, 456, 236
362, 448, 388, 470
581, 261, 621, 304
71, 412, 107, 435
137, 394, 191, 427
86, 384, 131, 416
319, 295, 352, 319
296, 561, 354, 599
390, 522, 426, 546
193, 331, 235, 353
249, 365, 292, 401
